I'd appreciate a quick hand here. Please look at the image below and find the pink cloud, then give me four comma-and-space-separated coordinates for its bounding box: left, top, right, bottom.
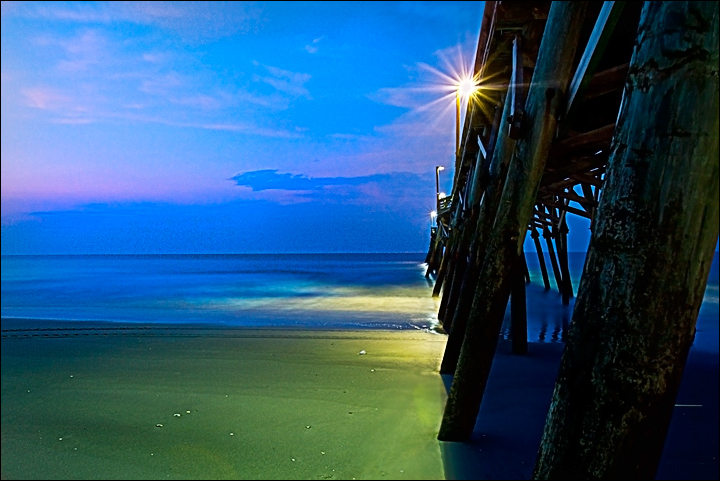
52, 117, 95, 125
21, 87, 70, 109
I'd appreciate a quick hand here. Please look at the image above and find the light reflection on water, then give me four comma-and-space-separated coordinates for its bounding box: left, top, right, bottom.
1, 254, 441, 331
1, 252, 717, 350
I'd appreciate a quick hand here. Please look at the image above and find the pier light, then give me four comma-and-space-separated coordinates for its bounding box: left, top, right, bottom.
458, 77, 478, 100
455, 75, 480, 157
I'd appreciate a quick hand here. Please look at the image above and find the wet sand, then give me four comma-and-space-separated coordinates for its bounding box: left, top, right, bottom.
2, 326, 717, 480
1, 328, 448, 480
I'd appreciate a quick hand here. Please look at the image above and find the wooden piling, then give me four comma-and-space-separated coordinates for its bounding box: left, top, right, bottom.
440, 94, 509, 328
439, 86, 516, 375
424, 227, 436, 265
432, 230, 457, 297
531, 228, 551, 289
557, 213, 573, 305
543, 225, 564, 294
534, 1, 719, 477
523, 253, 531, 284
438, 1, 588, 441
438, 224, 472, 330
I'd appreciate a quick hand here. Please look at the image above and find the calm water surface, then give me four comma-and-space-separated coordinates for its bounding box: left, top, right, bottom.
2, 253, 717, 350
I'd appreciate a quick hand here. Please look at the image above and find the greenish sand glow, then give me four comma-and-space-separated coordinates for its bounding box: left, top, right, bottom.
1, 330, 447, 480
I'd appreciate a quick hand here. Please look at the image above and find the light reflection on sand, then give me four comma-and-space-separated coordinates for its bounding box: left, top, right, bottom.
192, 285, 437, 315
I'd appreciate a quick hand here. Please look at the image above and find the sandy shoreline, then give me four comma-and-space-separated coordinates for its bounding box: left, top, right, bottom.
2, 325, 717, 480
1, 328, 448, 480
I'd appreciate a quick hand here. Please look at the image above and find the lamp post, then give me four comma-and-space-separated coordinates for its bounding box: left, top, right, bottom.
435, 165, 445, 211
456, 91, 461, 158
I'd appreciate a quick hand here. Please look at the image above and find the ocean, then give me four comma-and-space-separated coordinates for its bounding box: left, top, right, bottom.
1, 252, 717, 350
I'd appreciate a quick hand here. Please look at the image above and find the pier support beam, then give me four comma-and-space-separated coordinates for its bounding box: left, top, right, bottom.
440, 89, 516, 375
543, 226, 563, 294
531, 228, 551, 289
439, 224, 471, 331
432, 231, 457, 297
438, 1, 588, 441
557, 214, 573, 305
534, 1, 719, 478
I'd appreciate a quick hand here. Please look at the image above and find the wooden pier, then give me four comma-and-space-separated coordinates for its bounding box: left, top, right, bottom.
426, 1, 718, 478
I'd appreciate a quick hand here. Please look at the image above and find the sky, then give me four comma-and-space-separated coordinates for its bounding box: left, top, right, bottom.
1, 1, 594, 254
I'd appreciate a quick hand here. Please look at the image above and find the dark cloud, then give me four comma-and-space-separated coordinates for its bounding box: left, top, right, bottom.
230, 169, 431, 192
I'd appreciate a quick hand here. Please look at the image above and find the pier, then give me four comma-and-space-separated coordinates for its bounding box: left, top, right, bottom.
426, 1, 718, 478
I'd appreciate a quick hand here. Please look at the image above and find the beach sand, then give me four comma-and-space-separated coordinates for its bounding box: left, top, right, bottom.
2, 326, 717, 480
1, 328, 447, 480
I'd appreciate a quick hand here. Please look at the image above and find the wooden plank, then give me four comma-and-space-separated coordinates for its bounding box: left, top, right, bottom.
542, 155, 607, 185
477, 1, 499, 80
533, 216, 555, 227
534, 205, 560, 221
508, 34, 526, 139
543, 170, 606, 193
546, 189, 599, 209
580, 183, 595, 204
469, 91, 508, 207
561, 1, 626, 136
543, 199, 593, 219
585, 63, 629, 99
549, 123, 615, 160
534, 207, 559, 221
569, 172, 603, 187
478, 135, 488, 159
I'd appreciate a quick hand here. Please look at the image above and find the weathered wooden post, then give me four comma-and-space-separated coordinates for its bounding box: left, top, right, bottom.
438, 224, 471, 330
531, 227, 552, 289
438, 1, 588, 440
557, 213, 573, 305
523, 254, 531, 284
439, 95, 507, 329
424, 227, 436, 266
543, 225, 564, 294
534, 1, 719, 478
439, 88, 516, 375
432, 231, 457, 297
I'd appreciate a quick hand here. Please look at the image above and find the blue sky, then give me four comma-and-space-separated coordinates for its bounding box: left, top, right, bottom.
1, 1, 597, 255
1, 1, 492, 254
